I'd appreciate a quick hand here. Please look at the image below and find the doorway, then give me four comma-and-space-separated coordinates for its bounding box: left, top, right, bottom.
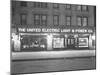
67, 36, 75, 49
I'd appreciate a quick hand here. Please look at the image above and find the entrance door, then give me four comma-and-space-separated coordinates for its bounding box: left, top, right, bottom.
67, 38, 75, 49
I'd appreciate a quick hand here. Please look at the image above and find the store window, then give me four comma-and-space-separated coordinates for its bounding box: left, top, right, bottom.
53, 35, 64, 49
20, 1, 27, 7
20, 14, 27, 25
78, 37, 88, 48
53, 38, 64, 48
53, 15, 59, 25
66, 16, 71, 25
21, 35, 47, 51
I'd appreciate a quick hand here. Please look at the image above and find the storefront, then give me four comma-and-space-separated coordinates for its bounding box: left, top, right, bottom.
20, 34, 47, 51
77, 34, 89, 49
11, 27, 95, 52
53, 34, 65, 50
66, 35, 75, 49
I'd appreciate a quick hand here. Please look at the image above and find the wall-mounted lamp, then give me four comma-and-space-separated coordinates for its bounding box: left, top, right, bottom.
91, 33, 95, 40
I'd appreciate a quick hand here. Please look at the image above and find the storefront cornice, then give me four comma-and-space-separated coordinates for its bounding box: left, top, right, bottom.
12, 24, 95, 29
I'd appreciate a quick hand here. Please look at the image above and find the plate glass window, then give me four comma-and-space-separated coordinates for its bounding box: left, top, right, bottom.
21, 35, 47, 51
53, 38, 64, 48
78, 38, 88, 47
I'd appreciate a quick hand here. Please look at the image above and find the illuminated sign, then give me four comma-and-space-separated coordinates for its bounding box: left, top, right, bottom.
18, 28, 93, 33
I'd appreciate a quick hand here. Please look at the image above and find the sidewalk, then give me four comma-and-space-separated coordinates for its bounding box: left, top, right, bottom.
12, 49, 96, 60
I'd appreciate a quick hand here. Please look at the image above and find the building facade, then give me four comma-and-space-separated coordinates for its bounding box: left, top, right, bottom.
11, 0, 96, 52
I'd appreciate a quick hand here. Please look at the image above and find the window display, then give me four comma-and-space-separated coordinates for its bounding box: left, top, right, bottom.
53, 37, 64, 48
21, 35, 47, 51
78, 37, 88, 47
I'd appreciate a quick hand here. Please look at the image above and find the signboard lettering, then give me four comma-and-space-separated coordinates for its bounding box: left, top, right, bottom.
18, 28, 93, 33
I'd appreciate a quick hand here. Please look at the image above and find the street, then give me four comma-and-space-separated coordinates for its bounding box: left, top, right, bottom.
11, 56, 96, 74
12, 50, 95, 60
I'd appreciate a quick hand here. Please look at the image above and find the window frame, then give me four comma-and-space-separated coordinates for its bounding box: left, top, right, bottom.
77, 16, 82, 26
77, 16, 88, 26
66, 16, 71, 26
82, 16, 88, 26
41, 14, 47, 25
20, 1, 27, 7
53, 15, 59, 25
65, 4, 71, 10
41, 3, 48, 8
76, 5, 82, 11
34, 14, 41, 25
20, 13, 27, 25
20, 35, 47, 51
33, 2, 48, 8
34, 14, 47, 26
82, 5, 88, 11
53, 3, 59, 9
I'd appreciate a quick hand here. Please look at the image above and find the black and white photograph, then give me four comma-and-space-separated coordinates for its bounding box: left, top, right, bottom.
11, 0, 96, 74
